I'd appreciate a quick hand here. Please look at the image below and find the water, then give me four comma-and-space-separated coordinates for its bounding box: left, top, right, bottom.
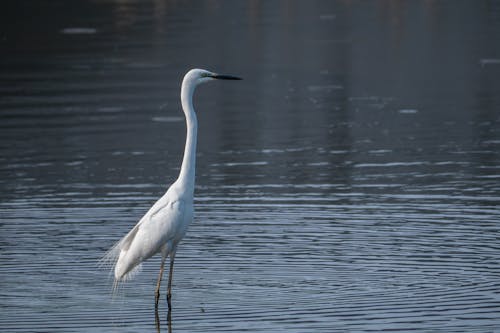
1, 1, 500, 332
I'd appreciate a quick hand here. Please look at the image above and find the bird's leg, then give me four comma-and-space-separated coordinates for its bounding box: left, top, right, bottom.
154, 307, 161, 333
167, 310, 172, 333
155, 255, 167, 312
167, 252, 176, 311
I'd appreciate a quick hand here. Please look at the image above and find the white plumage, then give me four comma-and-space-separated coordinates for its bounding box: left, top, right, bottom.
101, 68, 241, 311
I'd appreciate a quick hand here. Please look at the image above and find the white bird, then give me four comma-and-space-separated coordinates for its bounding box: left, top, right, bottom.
102, 68, 241, 311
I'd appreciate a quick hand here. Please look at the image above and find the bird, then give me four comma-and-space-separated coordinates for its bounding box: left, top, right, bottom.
102, 68, 241, 311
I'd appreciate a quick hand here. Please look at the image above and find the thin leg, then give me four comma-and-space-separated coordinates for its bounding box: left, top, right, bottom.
166, 251, 176, 311
167, 310, 172, 333
155, 255, 167, 311
154, 307, 161, 333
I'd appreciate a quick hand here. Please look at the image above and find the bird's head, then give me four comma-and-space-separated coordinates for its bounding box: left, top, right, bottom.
180, 68, 241, 111
182, 68, 242, 88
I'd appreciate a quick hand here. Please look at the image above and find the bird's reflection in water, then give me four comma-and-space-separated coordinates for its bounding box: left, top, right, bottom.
155, 309, 172, 333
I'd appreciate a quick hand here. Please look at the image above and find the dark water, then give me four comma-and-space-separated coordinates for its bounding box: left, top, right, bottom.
1, 1, 500, 332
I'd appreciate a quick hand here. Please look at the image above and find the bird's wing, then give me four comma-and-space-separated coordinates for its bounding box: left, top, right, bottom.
130, 197, 187, 257
112, 194, 190, 280
119, 194, 175, 255
98, 194, 170, 271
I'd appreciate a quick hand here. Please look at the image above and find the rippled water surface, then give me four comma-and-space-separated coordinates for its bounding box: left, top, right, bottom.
1, 1, 500, 332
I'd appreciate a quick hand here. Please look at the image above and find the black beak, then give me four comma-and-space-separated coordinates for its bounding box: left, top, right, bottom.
212, 74, 242, 80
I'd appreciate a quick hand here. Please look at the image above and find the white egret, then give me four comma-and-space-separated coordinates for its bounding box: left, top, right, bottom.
103, 68, 241, 311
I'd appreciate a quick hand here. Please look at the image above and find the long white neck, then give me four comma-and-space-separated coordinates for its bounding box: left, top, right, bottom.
177, 81, 198, 195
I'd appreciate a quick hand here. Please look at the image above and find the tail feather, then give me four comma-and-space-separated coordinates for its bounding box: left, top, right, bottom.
99, 219, 143, 271
98, 238, 122, 273
99, 225, 143, 294
111, 263, 142, 294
